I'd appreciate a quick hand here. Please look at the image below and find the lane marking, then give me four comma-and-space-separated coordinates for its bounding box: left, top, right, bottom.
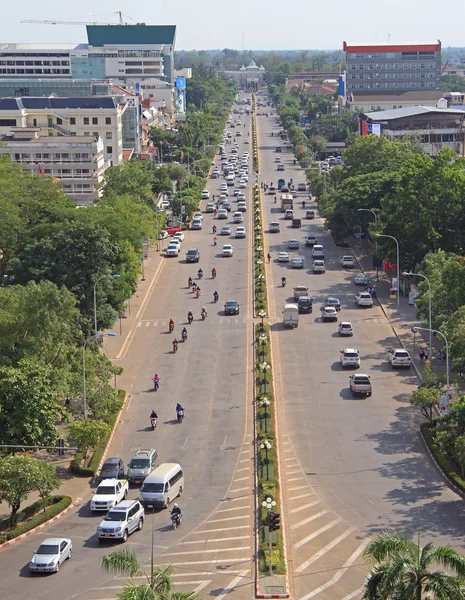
289, 485, 308, 491
216, 505, 250, 513
177, 536, 249, 545
193, 581, 212, 594
293, 518, 342, 548
161, 546, 251, 556
236, 467, 250, 472
291, 509, 330, 529
295, 527, 356, 573
233, 476, 249, 482
342, 587, 365, 600
287, 476, 305, 482
290, 500, 321, 514
155, 559, 251, 566
208, 516, 250, 523
193, 526, 250, 534
292, 493, 316, 501
214, 570, 249, 600
228, 487, 250, 494
298, 541, 368, 600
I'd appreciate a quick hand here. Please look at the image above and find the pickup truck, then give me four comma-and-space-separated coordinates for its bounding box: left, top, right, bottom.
90, 478, 128, 512
349, 374, 372, 397
387, 348, 412, 368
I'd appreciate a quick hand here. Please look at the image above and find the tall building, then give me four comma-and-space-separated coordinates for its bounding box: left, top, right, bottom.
343, 41, 442, 97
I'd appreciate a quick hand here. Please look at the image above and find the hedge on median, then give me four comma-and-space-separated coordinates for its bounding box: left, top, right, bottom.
421, 421, 465, 493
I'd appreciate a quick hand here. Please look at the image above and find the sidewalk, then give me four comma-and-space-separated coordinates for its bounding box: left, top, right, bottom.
348, 236, 447, 382
0, 241, 166, 521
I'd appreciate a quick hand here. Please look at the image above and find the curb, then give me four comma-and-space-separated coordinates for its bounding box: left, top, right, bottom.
0, 498, 81, 550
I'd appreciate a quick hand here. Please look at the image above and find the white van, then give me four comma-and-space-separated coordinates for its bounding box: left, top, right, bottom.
226, 174, 235, 187
139, 463, 184, 509
283, 304, 299, 328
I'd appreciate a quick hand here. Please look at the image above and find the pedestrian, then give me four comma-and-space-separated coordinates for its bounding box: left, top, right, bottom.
424, 349, 429, 361
267, 252, 271, 264
419, 348, 425, 361
437, 350, 443, 361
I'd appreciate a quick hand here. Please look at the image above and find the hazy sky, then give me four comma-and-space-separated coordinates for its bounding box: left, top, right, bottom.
2, 0, 464, 51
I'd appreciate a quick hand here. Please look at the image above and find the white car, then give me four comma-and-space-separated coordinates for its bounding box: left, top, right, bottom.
191, 218, 203, 230
341, 255, 355, 268
321, 306, 338, 322
233, 211, 243, 223
237, 192, 246, 201
278, 252, 290, 262
239, 180, 247, 188
233, 188, 241, 196
173, 231, 184, 242
237, 202, 247, 212
220, 183, 228, 191
292, 257, 304, 269
193, 212, 203, 221
201, 190, 210, 200
222, 244, 234, 257
313, 260, 326, 273
288, 239, 300, 249
29, 537, 72, 573
219, 194, 228, 203
312, 245, 325, 258
338, 322, 354, 336
205, 203, 215, 213
388, 348, 412, 368
166, 243, 179, 257
236, 226, 246, 238
217, 208, 228, 219
340, 348, 361, 369
355, 291, 374, 307
354, 273, 369, 285
161, 200, 170, 209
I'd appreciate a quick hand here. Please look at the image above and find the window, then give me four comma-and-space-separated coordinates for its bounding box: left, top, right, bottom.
107, 146, 113, 154
403, 64, 409, 70
351, 74, 356, 80
351, 65, 356, 71
359, 64, 364, 70
393, 63, 399, 70
70, 117, 76, 125
0, 119, 16, 126
93, 132, 99, 137
420, 63, 425, 69
359, 74, 364, 80
105, 132, 112, 139
356, 53, 364, 59
84, 117, 89, 125
368, 64, 373, 70
92, 117, 98, 125
370, 105, 377, 111
84, 132, 90, 136
105, 117, 111, 125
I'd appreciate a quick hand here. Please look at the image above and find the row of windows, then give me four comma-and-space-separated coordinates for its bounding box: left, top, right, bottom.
120, 61, 161, 66
351, 72, 436, 80
0, 68, 70, 75
351, 82, 436, 89
351, 63, 436, 71
0, 52, 69, 58
123, 68, 161, 75
19, 153, 91, 160
349, 51, 438, 59
0, 60, 69, 66
62, 183, 94, 190
117, 50, 161, 58
74, 117, 112, 126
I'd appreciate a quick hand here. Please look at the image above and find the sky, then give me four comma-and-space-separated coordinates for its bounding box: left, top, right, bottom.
2, 0, 465, 51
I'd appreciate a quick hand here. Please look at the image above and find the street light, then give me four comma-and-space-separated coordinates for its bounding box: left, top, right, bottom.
258, 310, 267, 328
403, 272, 432, 354
93, 274, 120, 334
83, 332, 117, 421
375, 234, 400, 311
261, 496, 277, 576
412, 326, 449, 400
260, 361, 271, 393
259, 334, 267, 362
260, 440, 272, 481
261, 397, 270, 433
357, 208, 379, 280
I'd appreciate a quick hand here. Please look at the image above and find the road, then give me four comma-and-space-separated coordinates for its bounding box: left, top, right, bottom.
0, 95, 256, 600
256, 99, 465, 600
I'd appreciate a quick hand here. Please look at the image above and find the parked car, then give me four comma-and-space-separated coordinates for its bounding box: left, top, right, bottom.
355, 291, 374, 307
387, 348, 412, 368
341, 255, 355, 268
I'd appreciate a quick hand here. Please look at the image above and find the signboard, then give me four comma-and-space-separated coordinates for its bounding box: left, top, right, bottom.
176, 77, 186, 90
439, 394, 450, 416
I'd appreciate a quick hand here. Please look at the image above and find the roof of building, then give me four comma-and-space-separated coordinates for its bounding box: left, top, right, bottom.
343, 41, 441, 53
350, 90, 445, 102
364, 105, 465, 121
0, 135, 99, 144
286, 81, 336, 92
0, 97, 118, 110
122, 149, 134, 161
87, 25, 176, 47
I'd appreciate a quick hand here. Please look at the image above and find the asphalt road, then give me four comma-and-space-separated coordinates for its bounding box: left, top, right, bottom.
0, 95, 256, 600
256, 99, 465, 600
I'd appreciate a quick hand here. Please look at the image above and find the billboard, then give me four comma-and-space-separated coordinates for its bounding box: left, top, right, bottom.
176, 77, 186, 90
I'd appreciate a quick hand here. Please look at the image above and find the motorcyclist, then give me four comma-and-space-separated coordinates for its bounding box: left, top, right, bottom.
172, 339, 178, 352
192, 281, 197, 293
196, 287, 201, 298
274, 195, 277, 204
282, 276, 286, 287
150, 409, 158, 419
302, 200, 306, 208
198, 268, 203, 279
201, 306, 208, 318
171, 503, 182, 518
213, 236, 218, 246
213, 225, 217, 234
181, 327, 188, 340
187, 310, 194, 324
169, 318, 175, 332
188, 276, 193, 288
176, 403, 184, 421
213, 290, 219, 302
212, 267, 217, 279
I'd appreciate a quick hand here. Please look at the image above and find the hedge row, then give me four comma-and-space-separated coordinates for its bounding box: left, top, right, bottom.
0, 495, 72, 544
421, 422, 465, 493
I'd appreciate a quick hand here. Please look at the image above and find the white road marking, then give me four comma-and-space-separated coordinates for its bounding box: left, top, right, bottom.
287, 476, 305, 482
193, 525, 249, 534
222, 495, 250, 502
236, 467, 250, 472
294, 518, 342, 548
216, 505, 250, 513
291, 510, 330, 529
341, 587, 365, 600
192, 581, 213, 594
156, 558, 251, 566
289, 485, 308, 491
233, 476, 249, 482
181, 436, 189, 450
287, 470, 302, 475
239, 458, 250, 463
295, 527, 356, 573
220, 435, 228, 451
161, 546, 251, 556
177, 536, 249, 545
298, 541, 368, 600
137, 321, 142, 328
292, 493, 316, 501
208, 515, 250, 523
290, 500, 321, 514
214, 570, 249, 600
228, 487, 250, 493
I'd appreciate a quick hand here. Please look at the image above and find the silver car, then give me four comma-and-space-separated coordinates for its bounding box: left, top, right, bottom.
29, 538, 72, 573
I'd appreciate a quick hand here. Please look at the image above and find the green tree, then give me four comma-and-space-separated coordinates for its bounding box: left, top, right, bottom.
363, 529, 465, 600
166, 164, 188, 188
101, 548, 198, 600
101, 160, 155, 207
454, 435, 465, 478
34, 461, 61, 512
67, 420, 111, 463
410, 386, 440, 423
440, 74, 465, 92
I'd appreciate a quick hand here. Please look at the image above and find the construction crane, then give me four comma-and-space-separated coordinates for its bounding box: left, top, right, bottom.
21, 11, 126, 26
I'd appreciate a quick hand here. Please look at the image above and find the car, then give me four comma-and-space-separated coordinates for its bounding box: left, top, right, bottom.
166, 243, 179, 257
338, 321, 353, 336
321, 306, 338, 322
278, 252, 290, 262
164, 226, 181, 236
275, 157, 281, 163
233, 188, 241, 196
237, 201, 247, 212
306, 210, 315, 219
288, 239, 300, 249
90, 478, 129, 512
29, 538, 72, 573
325, 297, 341, 311
312, 245, 325, 257
205, 203, 216, 213
220, 183, 228, 191
233, 211, 244, 223
211, 171, 219, 179
349, 373, 372, 397
173, 231, 184, 242
236, 226, 246, 238
193, 212, 203, 221
186, 248, 200, 263
223, 202, 231, 212
220, 225, 231, 236
224, 300, 240, 315
241, 173, 249, 181
388, 348, 412, 368
161, 200, 170, 209
217, 209, 228, 219
292, 257, 304, 269
269, 222, 280, 233
219, 194, 228, 203
354, 273, 370, 285
297, 183, 307, 192
305, 234, 318, 247
298, 296, 313, 313
244, 139, 250, 144
236, 131, 242, 136
201, 190, 210, 200
237, 192, 246, 201
277, 164, 285, 171
268, 186, 276, 194
292, 218, 302, 229
355, 291, 374, 307
97, 499, 145, 543
340, 348, 361, 369
158, 230, 169, 240
99, 457, 124, 481
239, 180, 247, 189
313, 260, 326, 273
341, 255, 355, 268
293, 285, 309, 300
127, 448, 158, 484
222, 244, 234, 257
281, 185, 290, 193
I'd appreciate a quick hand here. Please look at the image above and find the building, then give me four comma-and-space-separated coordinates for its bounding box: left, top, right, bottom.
345, 89, 445, 112
361, 105, 465, 156
291, 70, 341, 82
0, 78, 112, 98
0, 131, 107, 204
0, 96, 123, 164
218, 61, 266, 89
285, 81, 337, 95
343, 41, 442, 97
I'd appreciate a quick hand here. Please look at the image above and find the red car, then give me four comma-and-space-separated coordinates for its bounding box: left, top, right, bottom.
164, 226, 181, 236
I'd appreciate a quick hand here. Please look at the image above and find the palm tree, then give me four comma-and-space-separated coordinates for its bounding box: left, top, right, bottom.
101, 547, 198, 600
363, 530, 465, 600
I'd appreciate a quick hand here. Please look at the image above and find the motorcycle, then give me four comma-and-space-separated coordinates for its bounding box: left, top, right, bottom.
198, 270, 203, 280
282, 278, 286, 288
182, 330, 188, 342
172, 341, 178, 354
177, 409, 184, 422
196, 289, 201, 298
188, 277, 192, 288
171, 513, 182, 529
169, 322, 174, 333
187, 314, 194, 324
201, 311, 207, 321
213, 293, 219, 303
212, 270, 216, 279
151, 417, 157, 430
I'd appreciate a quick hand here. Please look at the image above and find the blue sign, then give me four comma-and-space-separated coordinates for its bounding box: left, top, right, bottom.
176, 77, 186, 90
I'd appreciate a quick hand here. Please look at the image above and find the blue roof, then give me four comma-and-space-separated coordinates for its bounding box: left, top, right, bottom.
0, 98, 20, 110
87, 25, 176, 46
21, 97, 117, 110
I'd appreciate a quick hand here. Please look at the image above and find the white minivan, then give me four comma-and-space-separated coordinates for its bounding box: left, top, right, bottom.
283, 304, 299, 328
139, 463, 184, 509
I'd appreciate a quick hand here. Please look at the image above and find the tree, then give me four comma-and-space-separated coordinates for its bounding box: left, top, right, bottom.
363, 529, 465, 600
166, 164, 188, 188
0, 456, 60, 526
67, 421, 111, 463
454, 435, 465, 478
101, 548, 198, 600
410, 386, 440, 423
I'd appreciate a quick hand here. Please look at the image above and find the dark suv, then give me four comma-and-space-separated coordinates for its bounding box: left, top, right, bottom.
186, 248, 200, 263
298, 296, 313, 314
99, 457, 124, 481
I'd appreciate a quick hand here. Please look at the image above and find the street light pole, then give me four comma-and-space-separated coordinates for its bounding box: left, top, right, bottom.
375, 233, 400, 311
93, 274, 120, 334
357, 208, 379, 280
261, 497, 277, 577
403, 272, 433, 355
412, 327, 449, 399
82, 332, 117, 421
